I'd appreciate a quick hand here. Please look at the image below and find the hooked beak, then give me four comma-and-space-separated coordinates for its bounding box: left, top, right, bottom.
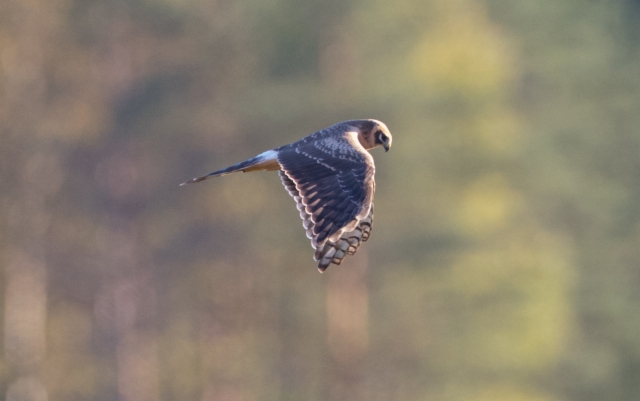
382, 138, 391, 152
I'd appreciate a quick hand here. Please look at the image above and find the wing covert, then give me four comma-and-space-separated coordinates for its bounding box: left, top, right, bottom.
277, 136, 375, 252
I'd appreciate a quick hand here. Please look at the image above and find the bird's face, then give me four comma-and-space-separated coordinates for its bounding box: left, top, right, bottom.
373, 124, 392, 152
352, 119, 393, 151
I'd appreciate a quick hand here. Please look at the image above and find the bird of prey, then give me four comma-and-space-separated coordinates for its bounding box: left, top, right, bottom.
181, 119, 392, 272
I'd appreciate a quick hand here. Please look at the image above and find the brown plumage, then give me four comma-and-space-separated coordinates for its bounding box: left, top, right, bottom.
181, 119, 392, 272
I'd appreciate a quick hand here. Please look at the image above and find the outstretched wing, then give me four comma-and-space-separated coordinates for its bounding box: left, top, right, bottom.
314, 206, 373, 271
279, 172, 374, 271
276, 133, 375, 270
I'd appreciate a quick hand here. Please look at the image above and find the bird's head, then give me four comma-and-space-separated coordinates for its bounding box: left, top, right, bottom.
353, 119, 393, 152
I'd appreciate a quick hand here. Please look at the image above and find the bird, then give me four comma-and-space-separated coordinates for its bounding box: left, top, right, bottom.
181, 119, 392, 272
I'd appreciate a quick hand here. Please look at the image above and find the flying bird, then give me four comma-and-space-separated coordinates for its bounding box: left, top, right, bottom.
181, 119, 392, 272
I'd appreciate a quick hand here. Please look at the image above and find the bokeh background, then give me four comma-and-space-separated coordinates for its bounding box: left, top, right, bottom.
2, 0, 640, 400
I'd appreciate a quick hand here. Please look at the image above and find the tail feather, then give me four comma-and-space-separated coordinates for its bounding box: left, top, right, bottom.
180, 150, 279, 186
179, 166, 238, 186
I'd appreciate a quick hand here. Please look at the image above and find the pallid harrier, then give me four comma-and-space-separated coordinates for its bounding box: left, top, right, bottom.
181, 119, 392, 272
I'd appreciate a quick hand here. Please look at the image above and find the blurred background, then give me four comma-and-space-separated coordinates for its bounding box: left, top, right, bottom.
2, 0, 640, 400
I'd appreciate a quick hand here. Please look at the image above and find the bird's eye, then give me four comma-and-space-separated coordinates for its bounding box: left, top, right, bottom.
375, 130, 386, 143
